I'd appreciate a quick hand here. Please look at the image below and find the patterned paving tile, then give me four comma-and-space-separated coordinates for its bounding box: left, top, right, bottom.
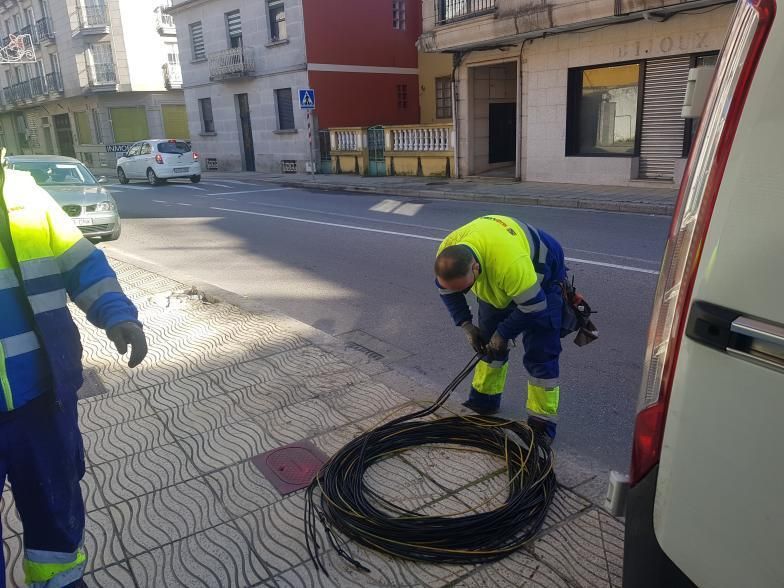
82, 414, 175, 465
156, 394, 254, 438
109, 478, 232, 556
128, 522, 272, 586
529, 508, 623, 588
83, 563, 136, 588
91, 442, 202, 505
203, 461, 280, 519
84, 509, 124, 573
179, 419, 276, 474
3, 534, 24, 587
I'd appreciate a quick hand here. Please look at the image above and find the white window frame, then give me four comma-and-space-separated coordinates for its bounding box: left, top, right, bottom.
267, 0, 287, 42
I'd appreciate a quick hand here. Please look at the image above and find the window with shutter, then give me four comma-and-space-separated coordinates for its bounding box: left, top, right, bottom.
226, 11, 242, 48
189, 21, 205, 60
275, 88, 295, 130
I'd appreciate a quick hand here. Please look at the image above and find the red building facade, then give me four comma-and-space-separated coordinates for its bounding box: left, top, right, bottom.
302, 0, 421, 128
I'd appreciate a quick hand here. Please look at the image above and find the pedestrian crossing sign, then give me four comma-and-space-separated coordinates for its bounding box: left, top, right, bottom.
299, 89, 316, 110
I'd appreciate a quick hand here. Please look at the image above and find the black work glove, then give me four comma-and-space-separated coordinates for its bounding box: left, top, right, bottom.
487, 332, 509, 360
460, 322, 485, 354
107, 322, 148, 368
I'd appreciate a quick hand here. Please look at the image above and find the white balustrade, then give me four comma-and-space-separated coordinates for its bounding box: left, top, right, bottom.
332, 130, 361, 152
388, 126, 452, 152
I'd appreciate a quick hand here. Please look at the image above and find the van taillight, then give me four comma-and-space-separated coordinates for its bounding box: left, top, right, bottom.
193, 151, 199, 161
629, 0, 775, 487
155, 154, 164, 164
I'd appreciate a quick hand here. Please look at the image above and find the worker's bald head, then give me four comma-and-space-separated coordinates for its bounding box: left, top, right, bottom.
435, 245, 479, 292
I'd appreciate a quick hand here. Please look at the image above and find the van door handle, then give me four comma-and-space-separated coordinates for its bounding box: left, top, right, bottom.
686, 301, 784, 373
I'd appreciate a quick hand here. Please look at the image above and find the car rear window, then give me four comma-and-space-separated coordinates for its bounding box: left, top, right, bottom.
157, 141, 191, 154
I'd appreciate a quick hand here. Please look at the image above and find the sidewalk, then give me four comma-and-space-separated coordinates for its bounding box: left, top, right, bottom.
2, 255, 624, 587
90, 163, 676, 216
206, 171, 677, 216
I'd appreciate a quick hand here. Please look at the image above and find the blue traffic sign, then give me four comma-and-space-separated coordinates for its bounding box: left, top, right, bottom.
299, 88, 315, 110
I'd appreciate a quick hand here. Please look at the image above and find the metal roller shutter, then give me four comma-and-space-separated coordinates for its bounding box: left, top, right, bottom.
162, 104, 190, 139
638, 56, 691, 180
110, 107, 149, 142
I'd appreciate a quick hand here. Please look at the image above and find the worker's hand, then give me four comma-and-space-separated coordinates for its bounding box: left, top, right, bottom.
107, 322, 148, 368
487, 332, 509, 360
460, 322, 485, 354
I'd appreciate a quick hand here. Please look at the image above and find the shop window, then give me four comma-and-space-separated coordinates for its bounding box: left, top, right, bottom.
566, 63, 641, 156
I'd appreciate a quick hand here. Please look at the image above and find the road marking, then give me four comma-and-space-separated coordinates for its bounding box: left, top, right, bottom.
209, 179, 259, 186
152, 200, 167, 204
203, 183, 234, 189
171, 184, 207, 191
176, 202, 192, 206
114, 185, 151, 191
210, 206, 658, 275
207, 188, 292, 196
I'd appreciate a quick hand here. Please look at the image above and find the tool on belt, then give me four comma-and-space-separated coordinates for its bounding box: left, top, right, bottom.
560, 275, 598, 347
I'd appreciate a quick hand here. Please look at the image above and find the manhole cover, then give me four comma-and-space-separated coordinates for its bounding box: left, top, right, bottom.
251, 440, 328, 496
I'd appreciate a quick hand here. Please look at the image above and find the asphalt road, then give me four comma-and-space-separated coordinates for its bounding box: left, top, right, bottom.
101, 176, 669, 472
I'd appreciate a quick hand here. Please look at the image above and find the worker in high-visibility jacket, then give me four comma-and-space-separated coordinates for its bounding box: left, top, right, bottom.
0, 162, 147, 587
435, 215, 566, 442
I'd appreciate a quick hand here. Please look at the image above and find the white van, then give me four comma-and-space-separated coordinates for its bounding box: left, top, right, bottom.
621, 0, 783, 586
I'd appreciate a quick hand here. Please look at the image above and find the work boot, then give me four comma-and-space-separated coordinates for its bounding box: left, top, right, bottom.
527, 415, 556, 447
462, 389, 501, 416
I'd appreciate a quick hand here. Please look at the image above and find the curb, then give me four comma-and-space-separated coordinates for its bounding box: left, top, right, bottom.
246, 178, 676, 216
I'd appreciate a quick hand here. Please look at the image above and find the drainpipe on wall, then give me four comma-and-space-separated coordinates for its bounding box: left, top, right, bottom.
451, 51, 465, 179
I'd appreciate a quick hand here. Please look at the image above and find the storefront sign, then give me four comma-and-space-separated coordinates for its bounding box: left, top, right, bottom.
206, 158, 218, 170
616, 32, 711, 60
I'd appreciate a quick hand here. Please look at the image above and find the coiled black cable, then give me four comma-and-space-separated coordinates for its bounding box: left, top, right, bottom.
304, 354, 557, 574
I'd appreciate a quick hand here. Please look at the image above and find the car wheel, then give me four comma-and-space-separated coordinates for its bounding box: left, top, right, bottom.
117, 167, 129, 184
190, 175, 201, 184
107, 224, 122, 241
147, 168, 160, 186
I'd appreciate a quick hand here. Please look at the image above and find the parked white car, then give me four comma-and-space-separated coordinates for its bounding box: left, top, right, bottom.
116, 139, 201, 185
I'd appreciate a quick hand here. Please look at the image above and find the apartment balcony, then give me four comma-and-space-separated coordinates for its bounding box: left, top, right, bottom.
75, 5, 111, 36
163, 63, 182, 89
29, 76, 47, 98
87, 63, 117, 91
20, 24, 39, 45
155, 11, 176, 35
10, 81, 32, 102
435, 0, 496, 24
46, 71, 64, 93
36, 17, 56, 44
208, 47, 255, 81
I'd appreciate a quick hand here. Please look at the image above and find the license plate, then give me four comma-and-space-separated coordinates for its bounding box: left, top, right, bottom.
174, 167, 189, 172
73, 218, 92, 227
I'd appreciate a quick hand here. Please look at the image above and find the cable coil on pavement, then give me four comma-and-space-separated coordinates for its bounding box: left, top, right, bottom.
304, 354, 557, 574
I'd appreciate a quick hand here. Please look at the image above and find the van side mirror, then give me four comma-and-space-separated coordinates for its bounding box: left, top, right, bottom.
98, 176, 107, 184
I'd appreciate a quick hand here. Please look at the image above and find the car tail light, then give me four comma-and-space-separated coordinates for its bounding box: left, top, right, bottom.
629, 0, 775, 487
193, 151, 200, 161
155, 154, 164, 164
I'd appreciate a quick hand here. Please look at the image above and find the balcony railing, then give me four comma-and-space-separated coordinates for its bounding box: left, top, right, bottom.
88, 63, 117, 87
20, 24, 39, 45
29, 76, 46, 97
208, 47, 255, 80
77, 5, 110, 32
155, 11, 176, 34
436, 0, 495, 24
388, 125, 452, 152
11, 81, 32, 102
331, 129, 363, 152
46, 71, 64, 92
163, 63, 182, 89
2, 87, 13, 104
36, 17, 55, 42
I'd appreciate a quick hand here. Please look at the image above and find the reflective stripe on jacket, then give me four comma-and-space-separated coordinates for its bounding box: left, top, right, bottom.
0, 169, 139, 410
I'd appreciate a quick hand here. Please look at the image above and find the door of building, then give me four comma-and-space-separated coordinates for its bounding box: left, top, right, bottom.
318, 130, 332, 174
236, 93, 255, 172
638, 56, 691, 180
488, 103, 516, 164
53, 113, 75, 158
367, 126, 385, 177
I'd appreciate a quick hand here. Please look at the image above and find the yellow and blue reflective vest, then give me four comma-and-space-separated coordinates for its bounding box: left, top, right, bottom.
0, 169, 138, 411
436, 215, 565, 339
